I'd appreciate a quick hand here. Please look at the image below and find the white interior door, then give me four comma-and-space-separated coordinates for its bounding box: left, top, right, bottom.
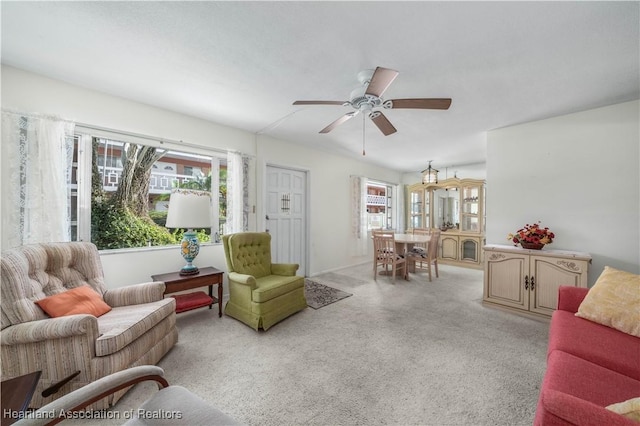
265, 165, 307, 276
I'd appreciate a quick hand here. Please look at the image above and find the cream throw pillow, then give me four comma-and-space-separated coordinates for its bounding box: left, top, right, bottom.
607, 397, 640, 422
576, 266, 640, 337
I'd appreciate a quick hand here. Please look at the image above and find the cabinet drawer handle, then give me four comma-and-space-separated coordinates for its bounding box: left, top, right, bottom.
530, 276, 535, 291
524, 275, 529, 290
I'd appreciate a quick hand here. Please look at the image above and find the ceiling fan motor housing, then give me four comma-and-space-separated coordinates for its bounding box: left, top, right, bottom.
350, 86, 382, 111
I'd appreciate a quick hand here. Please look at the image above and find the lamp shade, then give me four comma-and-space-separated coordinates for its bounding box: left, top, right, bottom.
165, 189, 212, 229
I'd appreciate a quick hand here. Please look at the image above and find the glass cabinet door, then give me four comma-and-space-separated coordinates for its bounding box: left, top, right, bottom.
409, 188, 423, 229
461, 185, 480, 232
460, 238, 479, 262
424, 189, 430, 228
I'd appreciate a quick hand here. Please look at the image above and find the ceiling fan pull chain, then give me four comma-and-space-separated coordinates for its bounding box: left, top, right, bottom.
362, 113, 366, 156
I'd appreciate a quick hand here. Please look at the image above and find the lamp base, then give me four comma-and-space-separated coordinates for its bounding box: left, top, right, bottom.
179, 229, 201, 276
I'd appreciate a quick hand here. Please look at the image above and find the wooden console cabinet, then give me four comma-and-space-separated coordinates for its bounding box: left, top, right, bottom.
483, 244, 591, 319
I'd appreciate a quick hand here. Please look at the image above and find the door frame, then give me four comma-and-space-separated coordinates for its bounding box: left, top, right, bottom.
259, 161, 311, 277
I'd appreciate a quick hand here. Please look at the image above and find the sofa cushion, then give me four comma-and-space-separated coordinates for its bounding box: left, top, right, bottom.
576, 266, 640, 337
124, 385, 241, 426
253, 275, 304, 303
35, 285, 112, 318
95, 298, 176, 357
537, 389, 639, 426
535, 350, 640, 426
549, 310, 640, 381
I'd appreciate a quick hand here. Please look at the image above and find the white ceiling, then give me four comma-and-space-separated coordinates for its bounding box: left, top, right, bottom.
2, 1, 638, 173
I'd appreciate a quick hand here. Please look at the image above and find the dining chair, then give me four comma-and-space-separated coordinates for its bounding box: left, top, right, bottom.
373, 232, 407, 283
412, 227, 431, 235
407, 228, 430, 271
372, 228, 395, 235
407, 230, 441, 282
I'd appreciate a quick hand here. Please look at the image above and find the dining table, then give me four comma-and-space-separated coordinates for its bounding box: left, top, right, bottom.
372, 232, 432, 279
391, 233, 431, 279
393, 233, 431, 254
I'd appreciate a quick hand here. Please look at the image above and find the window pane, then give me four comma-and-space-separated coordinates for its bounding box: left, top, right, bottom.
72, 135, 226, 249
366, 180, 396, 231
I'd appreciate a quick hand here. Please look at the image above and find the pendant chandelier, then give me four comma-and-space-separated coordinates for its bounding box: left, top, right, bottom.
422, 161, 439, 184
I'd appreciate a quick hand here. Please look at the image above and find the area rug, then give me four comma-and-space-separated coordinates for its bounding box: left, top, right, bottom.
304, 279, 353, 309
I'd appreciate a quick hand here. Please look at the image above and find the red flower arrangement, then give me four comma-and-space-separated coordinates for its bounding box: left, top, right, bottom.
507, 222, 555, 247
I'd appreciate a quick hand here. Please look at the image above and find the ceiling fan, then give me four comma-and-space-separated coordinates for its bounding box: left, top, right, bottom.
293, 67, 452, 136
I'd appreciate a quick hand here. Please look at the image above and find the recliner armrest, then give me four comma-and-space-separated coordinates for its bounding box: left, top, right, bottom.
271, 263, 299, 276
1, 315, 99, 345
103, 281, 166, 307
14, 365, 167, 426
228, 272, 257, 289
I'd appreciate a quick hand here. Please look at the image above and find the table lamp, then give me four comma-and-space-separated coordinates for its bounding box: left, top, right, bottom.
165, 188, 213, 275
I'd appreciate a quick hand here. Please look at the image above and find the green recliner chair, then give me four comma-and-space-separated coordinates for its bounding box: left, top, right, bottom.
222, 232, 307, 330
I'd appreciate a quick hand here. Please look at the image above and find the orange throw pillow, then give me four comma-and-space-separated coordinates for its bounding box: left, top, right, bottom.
36, 285, 112, 318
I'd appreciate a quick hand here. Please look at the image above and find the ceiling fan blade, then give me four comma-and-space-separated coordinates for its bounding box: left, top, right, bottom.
369, 111, 397, 136
320, 111, 359, 133
293, 100, 346, 106
365, 67, 399, 98
386, 98, 452, 110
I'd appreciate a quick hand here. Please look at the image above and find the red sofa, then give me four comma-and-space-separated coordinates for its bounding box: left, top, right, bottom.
534, 286, 640, 425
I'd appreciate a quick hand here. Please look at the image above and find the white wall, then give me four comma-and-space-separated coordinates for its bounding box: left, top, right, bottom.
1, 66, 256, 154
98, 245, 228, 287
256, 134, 402, 275
486, 100, 640, 284
1, 65, 401, 286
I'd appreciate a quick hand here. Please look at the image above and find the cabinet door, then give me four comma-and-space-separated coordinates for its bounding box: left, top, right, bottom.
529, 256, 589, 316
440, 235, 458, 260
460, 237, 480, 263
408, 188, 423, 229
461, 185, 480, 232
484, 251, 529, 311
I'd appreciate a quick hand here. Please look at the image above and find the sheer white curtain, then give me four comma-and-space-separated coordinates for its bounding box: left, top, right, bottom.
1, 111, 75, 249
350, 175, 369, 256
225, 151, 249, 234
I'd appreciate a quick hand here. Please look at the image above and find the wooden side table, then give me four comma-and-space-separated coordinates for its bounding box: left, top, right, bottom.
1, 370, 41, 426
152, 266, 224, 317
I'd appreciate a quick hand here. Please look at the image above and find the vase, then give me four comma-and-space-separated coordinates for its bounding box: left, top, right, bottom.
521, 242, 544, 250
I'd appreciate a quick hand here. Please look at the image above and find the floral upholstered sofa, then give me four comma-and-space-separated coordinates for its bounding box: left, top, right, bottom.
1, 242, 178, 409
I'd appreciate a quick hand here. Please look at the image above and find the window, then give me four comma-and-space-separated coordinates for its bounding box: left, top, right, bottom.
71, 130, 229, 250
366, 180, 397, 230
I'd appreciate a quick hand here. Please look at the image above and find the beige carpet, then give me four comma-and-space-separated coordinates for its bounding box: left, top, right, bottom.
75, 263, 550, 425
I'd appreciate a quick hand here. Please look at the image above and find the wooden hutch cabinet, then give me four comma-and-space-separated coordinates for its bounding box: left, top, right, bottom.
483, 244, 591, 319
406, 177, 485, 269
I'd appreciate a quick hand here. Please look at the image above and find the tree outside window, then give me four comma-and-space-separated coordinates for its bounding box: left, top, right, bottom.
71, 136, 226, 250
